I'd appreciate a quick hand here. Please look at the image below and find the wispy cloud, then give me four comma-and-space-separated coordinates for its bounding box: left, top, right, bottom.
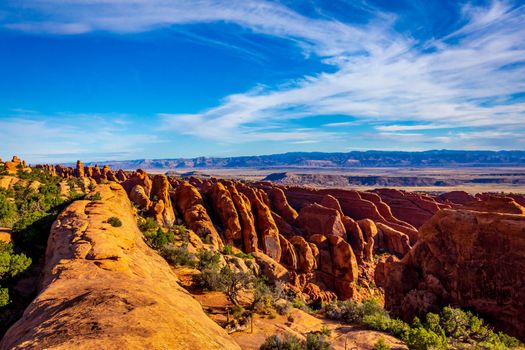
0, 111, 165, 163
2, 0, 525, 151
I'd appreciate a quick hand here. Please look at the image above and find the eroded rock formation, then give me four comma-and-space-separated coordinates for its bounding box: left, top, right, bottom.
383, 209, 525, 340
0, 184, 240, 350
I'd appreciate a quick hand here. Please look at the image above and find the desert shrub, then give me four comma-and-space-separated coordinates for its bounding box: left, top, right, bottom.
0, 287, 9, 307
260, 334, 304, 350
291, 298, 315, 313
324, 298, 383, 324
222, 244, 234, 255
161, 245, 196, 267
372, 338, 391, 350
0, 191, 17, 227
319, 326, 331, 337
196, 249, 221, 271
138, 217, 159, 235
405, 325, 447, 350
107, 216, 122, 227
172, 224, 189, 242
87, 191, 102, 201
305, 333, 332, 350
0, 242, 32, 307
196, 263, 254, 305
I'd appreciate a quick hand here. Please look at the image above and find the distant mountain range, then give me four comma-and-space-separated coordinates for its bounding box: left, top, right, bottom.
77, 150, 525, 169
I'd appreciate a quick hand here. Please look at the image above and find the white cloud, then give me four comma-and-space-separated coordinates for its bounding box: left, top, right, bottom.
3, 0, 525, 149
0, 112, 164, 163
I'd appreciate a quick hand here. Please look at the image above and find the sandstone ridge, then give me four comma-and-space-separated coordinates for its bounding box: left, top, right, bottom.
0, 184, 240, 350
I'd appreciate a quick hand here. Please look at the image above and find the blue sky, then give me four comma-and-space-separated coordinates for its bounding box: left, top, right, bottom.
0, 0, 524, 163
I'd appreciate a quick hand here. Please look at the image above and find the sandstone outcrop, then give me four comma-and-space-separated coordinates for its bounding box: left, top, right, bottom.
173, 181, 223, 249
239, 186, 281, 262
438, 190, 476, 205
373, 188, 449, 229
228, 185, 258, 253
309, 234, 358, 299
297, 203, 346, 238
0, 184, 240, 350
375, 222, 411, 257
150, 174, 176, 228
383, 209, 525, 340
210, 182, 242, 244
269, 187, 298, 225
466, 195, 525, 214
75, 160, 85, 178
122, 169, 152, 197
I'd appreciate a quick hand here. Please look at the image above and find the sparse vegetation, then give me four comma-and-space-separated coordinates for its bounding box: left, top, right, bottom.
161, 245, 196, 267
107, 216, 122, 227
323, 300, 523, 350
87, 191, 102, 201
259, 333, 333, 350
372, 338, 391, 350
0, 241, 32, 307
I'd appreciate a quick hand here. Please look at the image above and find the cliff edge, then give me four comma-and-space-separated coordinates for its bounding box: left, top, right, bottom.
0, 183, 240, 350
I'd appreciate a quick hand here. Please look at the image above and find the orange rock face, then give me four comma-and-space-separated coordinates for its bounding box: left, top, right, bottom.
75, 160, 85, 178
228, 185, 258, 253
174, 181, 223, 249
0, 184, 240, 350
210, 182, 242, 244
372, 188, 449, 230
375, 222, 411, 257
297, 203, 346, 238
239, 186, 281, 262
466, 195, 525, 214
269, 187, 298, 225
122, 169, 152, 197
383, 209, 525, 340
150, 174, 176, 228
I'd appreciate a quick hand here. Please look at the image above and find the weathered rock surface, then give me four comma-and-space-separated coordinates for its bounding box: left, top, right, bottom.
297, 203, 346, 238
239, 186, 281, 262
375, 222, 411, 257
173, 181, 223, 249
0, 184, 240, 350
269, 187, 298, 225
210, 182, 242, 244
383, 209, 525, 340
228, 185, 258, 253
150, 174, 176, 228
466, 195, 525, 215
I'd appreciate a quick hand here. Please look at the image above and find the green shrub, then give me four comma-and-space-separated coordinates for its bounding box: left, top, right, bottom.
319, 326, 331, 337
161, 245, 196, 267
196, 264, 254, 306
324, 298, 383, 324
0, 242, 32, 280
87, 192, 102, 201
0, 192, 17, 227
405, 326, 447, 350
372, 338, 391, 350
0, 287, 9, 307
305, 333, 332, 350
197, 249, 221, 271
259, 334, 304, 350
222, 244, 234, 255
107, 217, 122, 227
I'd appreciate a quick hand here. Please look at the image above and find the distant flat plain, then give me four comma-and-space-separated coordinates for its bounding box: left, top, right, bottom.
149, 166, 525, 194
